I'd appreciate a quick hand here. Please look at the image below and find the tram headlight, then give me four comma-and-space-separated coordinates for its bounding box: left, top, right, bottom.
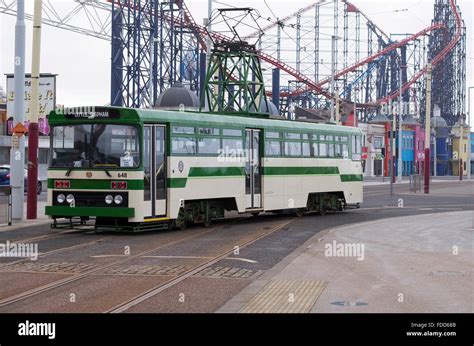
105, 195, 114, 205
114, 195, 123, 205
57, 194, 66, 204
66, 194, 75, 204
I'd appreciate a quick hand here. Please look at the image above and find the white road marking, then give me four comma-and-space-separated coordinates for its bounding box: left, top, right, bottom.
227, 257, 258, 264
142, 255, 213, 259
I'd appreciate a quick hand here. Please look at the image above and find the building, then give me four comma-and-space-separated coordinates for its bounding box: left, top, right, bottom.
358, 122, 385, 177
471, 132, 474, 175
450, 124, 469, 176
431, 116, 451, 176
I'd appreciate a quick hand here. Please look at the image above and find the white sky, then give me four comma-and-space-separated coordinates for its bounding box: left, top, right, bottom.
0, 0, 472, 123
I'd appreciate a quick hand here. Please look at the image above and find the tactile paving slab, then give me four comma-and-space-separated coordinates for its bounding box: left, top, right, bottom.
194, 266, 262, 279
239, 279, 327, 313
1, 262, 98, 274
104, 264, 192, 276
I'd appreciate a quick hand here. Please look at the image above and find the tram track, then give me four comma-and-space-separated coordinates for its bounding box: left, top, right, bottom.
2, 228, 91, 245
106, 217, 295, 313
0, 236, 106, 271
0, 216, 251, 308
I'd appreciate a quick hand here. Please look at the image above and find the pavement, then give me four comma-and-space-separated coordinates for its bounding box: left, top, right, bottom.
218, 210, 474, 313
362, 175, 471, 186
0, 199, 49, 230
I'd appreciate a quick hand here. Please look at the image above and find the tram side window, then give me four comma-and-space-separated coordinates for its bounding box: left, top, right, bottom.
265, 141, 281, 156
351, 135, 362, 160
172, 137, 197, 154
335, 144, 342, 157
173, 126, 195, 134
198, 137, 220, 155
285, 142, 301, 157
328, 143, 335, 158
222, 138, 244, 151
311, 142, 319, 157
266, 131, 280, 139
319, 143, 328, 157
223, 129, 242, 137
342, 144, 349, 159
199, 128, 219, 136
286, 133, 301, 140
302, 142, 311, 157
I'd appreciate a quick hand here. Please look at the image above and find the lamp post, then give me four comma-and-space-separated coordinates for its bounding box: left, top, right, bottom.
11, 0, 26, 220
468, 86, 473, 180
424, 62, 433, 194
398, 62, 403, 183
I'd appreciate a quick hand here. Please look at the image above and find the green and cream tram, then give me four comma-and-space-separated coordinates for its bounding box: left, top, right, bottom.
46, 107, 363, 231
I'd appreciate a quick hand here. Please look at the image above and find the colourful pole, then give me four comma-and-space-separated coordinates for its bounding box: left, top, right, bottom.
27, 0, 43, 219
424, 63, 432, 194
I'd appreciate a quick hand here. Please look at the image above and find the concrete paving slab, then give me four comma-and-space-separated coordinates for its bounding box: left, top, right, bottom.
219, 211, 473, 313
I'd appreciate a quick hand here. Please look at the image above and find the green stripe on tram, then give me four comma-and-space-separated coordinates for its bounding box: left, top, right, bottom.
168, 166, 360, 188
262, 166, 340, 176
48, 179, 144, 190
168, 178, 188, 188
188, 167, 245, 177
340, 174, 363, 182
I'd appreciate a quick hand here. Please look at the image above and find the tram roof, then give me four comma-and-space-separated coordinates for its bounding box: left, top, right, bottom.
48, 107, 361, 134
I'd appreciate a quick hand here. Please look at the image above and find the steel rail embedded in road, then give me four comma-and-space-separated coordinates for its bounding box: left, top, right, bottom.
106, 218, 296, 313
0, 219, 243, 308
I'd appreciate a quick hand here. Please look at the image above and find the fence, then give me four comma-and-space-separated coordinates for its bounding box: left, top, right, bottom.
0, 186, 12, 225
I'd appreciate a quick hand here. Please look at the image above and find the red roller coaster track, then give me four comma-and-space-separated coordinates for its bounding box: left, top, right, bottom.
111, 0, 463, 109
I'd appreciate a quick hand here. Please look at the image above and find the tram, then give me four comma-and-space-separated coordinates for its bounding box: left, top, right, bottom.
45, 107, 363, 231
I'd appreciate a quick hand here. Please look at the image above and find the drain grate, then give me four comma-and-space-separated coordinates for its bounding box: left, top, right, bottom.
1, 262, 98, 274
194, 266, 261, 279
429, 271, 468, 277
331, 301, 368, 307
240, 280, 327, 313
104, 264, 191, 276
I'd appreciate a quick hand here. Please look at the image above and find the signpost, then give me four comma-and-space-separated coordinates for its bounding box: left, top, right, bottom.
11, 0, 26, 221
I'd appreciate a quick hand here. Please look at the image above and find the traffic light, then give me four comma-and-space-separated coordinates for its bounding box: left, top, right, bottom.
381, 148, 386, 158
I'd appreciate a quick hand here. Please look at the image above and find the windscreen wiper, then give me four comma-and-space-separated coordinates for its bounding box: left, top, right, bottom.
94, 164, 115, 177
66, 165, 75, 177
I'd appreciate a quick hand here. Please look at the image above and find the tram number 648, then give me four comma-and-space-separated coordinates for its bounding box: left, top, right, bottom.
118, 173, 128, 178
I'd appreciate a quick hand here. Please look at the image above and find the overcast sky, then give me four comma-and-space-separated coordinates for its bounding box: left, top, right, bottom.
0, 0, 472, 122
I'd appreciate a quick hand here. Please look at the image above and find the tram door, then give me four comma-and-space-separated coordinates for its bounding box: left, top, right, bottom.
143, 125, 167, 219
245, 129, 262, 210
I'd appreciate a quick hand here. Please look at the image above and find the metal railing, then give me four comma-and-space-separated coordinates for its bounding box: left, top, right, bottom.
0, 186, 12, 226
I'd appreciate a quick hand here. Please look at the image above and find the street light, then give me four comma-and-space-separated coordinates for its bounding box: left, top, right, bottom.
468, 86, 473, 180
397, 62, 404, 183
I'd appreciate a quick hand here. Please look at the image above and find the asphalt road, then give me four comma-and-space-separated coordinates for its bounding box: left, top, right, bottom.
0, 180, 472, 313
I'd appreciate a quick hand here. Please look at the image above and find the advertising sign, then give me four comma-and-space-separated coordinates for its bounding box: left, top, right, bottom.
6, 74, 57, 135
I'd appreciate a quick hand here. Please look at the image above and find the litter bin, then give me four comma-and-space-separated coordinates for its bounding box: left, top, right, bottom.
409, 174, 423, 193
0, 186, 12, 225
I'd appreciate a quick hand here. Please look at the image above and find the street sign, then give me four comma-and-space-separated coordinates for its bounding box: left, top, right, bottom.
12, 122, 27, 137
11, 134, 20, 150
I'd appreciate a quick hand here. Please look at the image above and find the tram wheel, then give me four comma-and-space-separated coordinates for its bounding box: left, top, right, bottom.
295, 209, 304, 218
203, 218, 212, 228
174, 209, 188, 231
318, 208, 326, 216
251, 212, 260, 217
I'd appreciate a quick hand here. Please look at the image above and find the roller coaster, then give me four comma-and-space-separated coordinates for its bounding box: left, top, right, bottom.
0, 0, 467, 125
